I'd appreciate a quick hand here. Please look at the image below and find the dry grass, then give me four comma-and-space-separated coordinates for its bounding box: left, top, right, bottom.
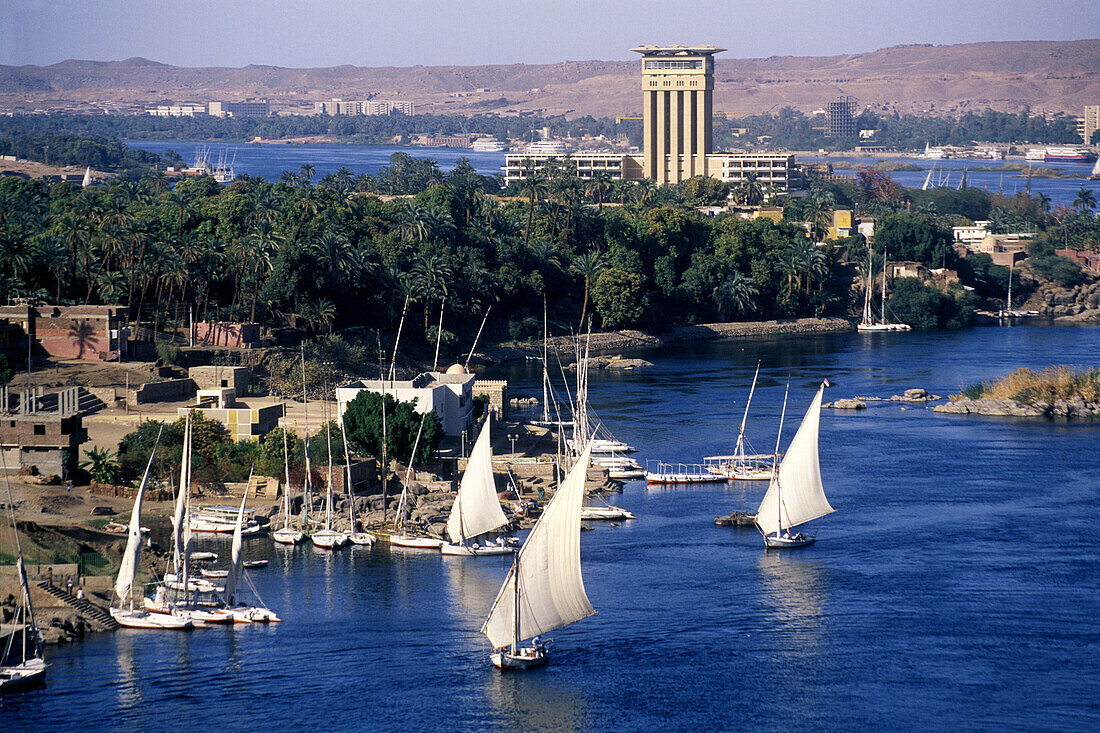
956, 366, 1100, 403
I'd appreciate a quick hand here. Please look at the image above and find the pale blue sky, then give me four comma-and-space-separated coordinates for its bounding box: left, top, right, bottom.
2, 0, 1099, 67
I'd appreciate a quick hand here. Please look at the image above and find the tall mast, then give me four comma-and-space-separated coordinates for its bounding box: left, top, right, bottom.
1007, 262, 1014, 312
542, 297, 550, 423
881, 250, 888, 324
282, 429, 291, 530
324, 376, 334, 532
378, 333, 388, 522
862, 249, 873, 325
735, 362, 761, 462
772, 380, 790, 537
512, 552, 520, 654
301, 344, 312, 525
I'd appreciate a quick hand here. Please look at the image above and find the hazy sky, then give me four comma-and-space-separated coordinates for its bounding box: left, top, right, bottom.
3, 0, 1099, 68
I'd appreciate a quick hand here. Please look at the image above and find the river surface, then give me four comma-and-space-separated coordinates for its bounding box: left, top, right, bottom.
4, 323, 1100, 731
125, 140, 1100, 209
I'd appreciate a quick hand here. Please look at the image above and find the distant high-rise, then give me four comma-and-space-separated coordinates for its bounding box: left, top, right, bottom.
825, 96, 858, 138
208, 100, 270, 118
631, 44, 724, 185
1081, 105, 1100, 144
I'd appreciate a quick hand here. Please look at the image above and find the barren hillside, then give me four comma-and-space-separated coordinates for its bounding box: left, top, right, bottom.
2, 39, 1097, 118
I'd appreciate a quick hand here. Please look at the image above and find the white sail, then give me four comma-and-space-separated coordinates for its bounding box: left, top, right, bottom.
481, 444, 595, 650
223, 491, 248, 603
114, 428, 162, 603
447, 418, 507, 544
756, 385, 834, 535
172, 414, 191, 575
81, 167, 92, 188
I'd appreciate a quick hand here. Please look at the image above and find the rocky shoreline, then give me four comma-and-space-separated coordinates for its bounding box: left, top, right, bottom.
478, 317, 852, 365
933, 396, 1100, 418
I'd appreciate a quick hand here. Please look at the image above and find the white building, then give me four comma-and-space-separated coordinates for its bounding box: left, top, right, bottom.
952, 221, 991, 247
335, 365, 475, 437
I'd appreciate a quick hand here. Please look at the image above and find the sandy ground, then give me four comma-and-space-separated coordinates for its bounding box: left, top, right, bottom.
0, 159, 114, 182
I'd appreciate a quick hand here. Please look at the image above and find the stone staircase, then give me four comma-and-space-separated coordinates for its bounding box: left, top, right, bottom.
36, 581, 120, 631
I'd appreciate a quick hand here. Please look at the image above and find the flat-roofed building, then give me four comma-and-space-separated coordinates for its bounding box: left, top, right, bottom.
208, 100, 270, 118
335, 365, 475, 437
1079, 105, 1100, 144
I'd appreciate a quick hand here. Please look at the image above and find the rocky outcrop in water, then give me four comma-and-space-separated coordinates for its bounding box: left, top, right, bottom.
933, 397, 1100, 418
825, 399, 867, 410
890, 388, 941, 402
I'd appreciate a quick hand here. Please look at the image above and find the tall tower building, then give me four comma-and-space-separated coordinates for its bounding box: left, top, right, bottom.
631, 44, 725, 185
825, 96, 858, 138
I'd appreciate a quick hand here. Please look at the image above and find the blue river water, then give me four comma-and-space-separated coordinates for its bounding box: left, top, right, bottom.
125, 140, 1100, 209
3, 323, 1099, 730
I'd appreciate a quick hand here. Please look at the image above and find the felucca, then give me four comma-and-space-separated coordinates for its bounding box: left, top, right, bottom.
339, 412, 375, 546
272, 430, 304, 545
704, 362, 777, 480
221, 492, 280, 623
1, 456, 50, 688
441, 417, 514, 556
481, 443, 596, 670
390, 415, 444, 549
755, 381, 835, 549
110, 427, 192, 630
857, 248, 911, 332
311, 403, 349, 549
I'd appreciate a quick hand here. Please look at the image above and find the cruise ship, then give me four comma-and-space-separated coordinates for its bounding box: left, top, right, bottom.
524, 139, 569, 155
1043, 146, 1097, 163
470, 137, 506, 153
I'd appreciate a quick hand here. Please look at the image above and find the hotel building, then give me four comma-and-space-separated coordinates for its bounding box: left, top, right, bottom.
503, 44, 798, 192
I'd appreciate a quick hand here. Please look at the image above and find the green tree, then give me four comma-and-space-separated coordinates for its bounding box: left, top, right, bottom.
1073, 187, 1096, 212
342, 391, 442, 466
591, 268, 647, 328
712, 272, 760, 320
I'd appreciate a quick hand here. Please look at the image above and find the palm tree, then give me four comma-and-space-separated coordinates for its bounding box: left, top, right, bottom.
712, 272, 760, 320
632, 178, 657, 206
570, 250, 605, 331
1073, 187, 1096, 212
521, 173, 549, 247
586, 172, 613, 209
1036, 191, 1052, 215
410, 252, 454, 334
298, 163, 316, 187
733, 173, 765, 207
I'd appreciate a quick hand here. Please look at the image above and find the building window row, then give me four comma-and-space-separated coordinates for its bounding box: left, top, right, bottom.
645, 60, 702, 70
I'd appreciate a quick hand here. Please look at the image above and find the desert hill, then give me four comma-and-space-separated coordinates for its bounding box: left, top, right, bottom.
2, 39, 1098, 118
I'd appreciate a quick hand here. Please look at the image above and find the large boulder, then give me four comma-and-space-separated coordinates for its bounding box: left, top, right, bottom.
933, 398, 1045, 417
826, 398, 867, 410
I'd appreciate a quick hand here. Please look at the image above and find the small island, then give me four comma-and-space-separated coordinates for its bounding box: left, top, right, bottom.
934, 366, 1100, 418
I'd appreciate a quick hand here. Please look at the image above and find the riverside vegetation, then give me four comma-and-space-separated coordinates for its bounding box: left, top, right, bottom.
937, 366, 1100, 418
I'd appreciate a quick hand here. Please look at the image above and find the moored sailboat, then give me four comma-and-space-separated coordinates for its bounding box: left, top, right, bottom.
755, 381, 835, 549
1, 458, 50, 689
704, 362, 777, 480
480, 444, 596, 670
110, 427, 193, 630
857, 248, 911, 332
272, 430, 305, 545
441, 417, 513, 556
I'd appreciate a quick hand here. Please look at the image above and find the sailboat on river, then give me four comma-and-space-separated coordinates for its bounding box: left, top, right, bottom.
441, 417, 515, 556
755, 381, 835, 549
480, 443, 596, 670
704, 362, 777, 480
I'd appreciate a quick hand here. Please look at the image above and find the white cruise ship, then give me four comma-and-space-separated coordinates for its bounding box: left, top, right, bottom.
470, 137, 506, 152
524, 139, 568, 155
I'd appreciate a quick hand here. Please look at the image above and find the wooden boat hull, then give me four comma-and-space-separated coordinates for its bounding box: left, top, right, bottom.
227, 607, 281, 624
272, 528, 304, 545
0, 658, 48, 691
491, 645, 548, 670
440, 542, 514, 556
111, 608, 194, 630
764, 533, 816, 549
311, 530, 349, 549
390, 535, 444, 549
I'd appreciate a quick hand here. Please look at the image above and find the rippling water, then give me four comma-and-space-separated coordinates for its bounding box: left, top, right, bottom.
5, 323, 1100, 731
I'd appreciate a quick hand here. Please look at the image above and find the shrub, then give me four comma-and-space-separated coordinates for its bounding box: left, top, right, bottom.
155, 340, 182, 365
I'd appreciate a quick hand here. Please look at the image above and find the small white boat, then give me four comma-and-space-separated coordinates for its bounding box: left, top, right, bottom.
110, 607, 193, 630
441, 416, 515, 557
755, 381, 836, 550
143, 597, 234, 625
272, 527, 305, 545
189, 507, 266, 535
347, 532, 376, 546
225, 606, 281, 624
607, 467, 645, 480
441, 537, 518, 556
482, 444, 596, 670
190, 551, 218, 562
857, 248, 911, 332
490, 642, 549, 670
200, 568, 229, 579
0, 657, 49, 690
645, 462, 728, 484
390, 534, 444, 549
311, 529, 348, 549
581, 505, 635, 521
704, 363, 779, 480
242, 559, 268, 569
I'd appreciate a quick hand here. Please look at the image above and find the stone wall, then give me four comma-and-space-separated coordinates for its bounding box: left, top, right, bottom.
131, 378, 195, 405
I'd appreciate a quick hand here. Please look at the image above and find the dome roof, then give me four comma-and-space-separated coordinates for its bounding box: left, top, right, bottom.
445, 363, 468, 375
